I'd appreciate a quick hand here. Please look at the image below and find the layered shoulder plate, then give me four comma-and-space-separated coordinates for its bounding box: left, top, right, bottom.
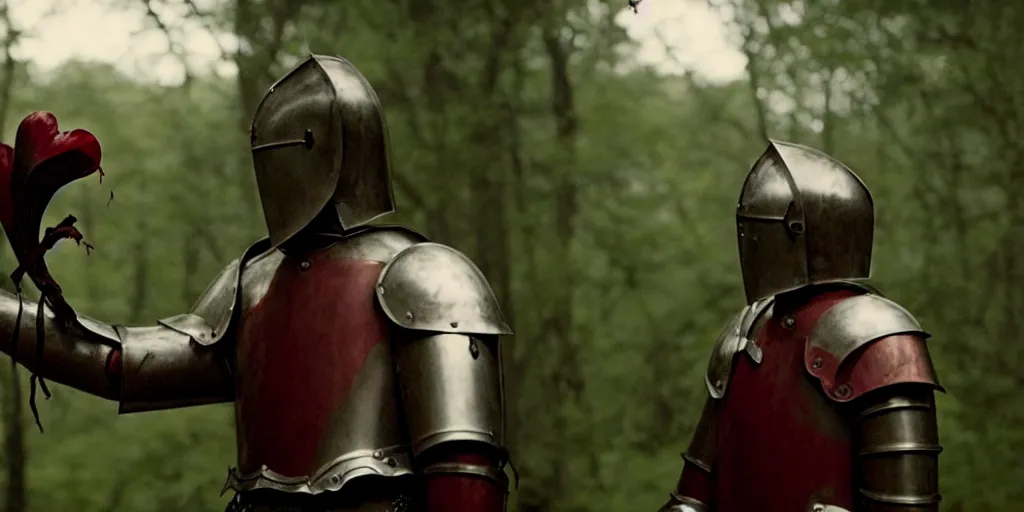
807, 294, 928, 366
376, 242, 512, 336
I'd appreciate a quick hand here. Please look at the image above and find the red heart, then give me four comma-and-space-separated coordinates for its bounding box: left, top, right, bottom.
14, 111, 101, 183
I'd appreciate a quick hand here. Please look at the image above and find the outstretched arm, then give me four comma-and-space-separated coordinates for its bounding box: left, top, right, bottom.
377, 242, 513, 512
0, 289, 119, 399
658, 397, 716, 512
0, 257, 241, 413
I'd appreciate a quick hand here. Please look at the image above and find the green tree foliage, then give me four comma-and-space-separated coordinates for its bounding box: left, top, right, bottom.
0, 0, 1019, 510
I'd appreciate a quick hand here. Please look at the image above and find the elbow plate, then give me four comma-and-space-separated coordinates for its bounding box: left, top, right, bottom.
857, 390, 942, 508
377, 243, 512, 459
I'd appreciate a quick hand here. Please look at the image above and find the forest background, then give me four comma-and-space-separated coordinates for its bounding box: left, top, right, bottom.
0, 0, 1020, 510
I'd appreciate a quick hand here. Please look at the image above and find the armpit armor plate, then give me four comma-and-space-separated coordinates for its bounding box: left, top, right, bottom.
157, 257, 240, 347
157, 239, 272, 347
377, 243, 511, 458
119, 240, 270, 413
705, 297, 773, 399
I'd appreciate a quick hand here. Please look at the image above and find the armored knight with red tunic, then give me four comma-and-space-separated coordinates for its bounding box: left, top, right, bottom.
0, 55, 511, 512
657, 141, 942, 512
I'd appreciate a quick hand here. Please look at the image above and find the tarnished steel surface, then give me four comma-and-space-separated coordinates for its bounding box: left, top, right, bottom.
232, 240, 413, 494
0, 289, 118, 399
158, 257, 241, 347
856, 388, 941, 510
118, 324, 233, 413
250, 55, 394, 246
394, 333, 504, 456
804, 294, 938, 402
705, 297, 772, 399
376, 243, 512, 336
736, 141, 873, 303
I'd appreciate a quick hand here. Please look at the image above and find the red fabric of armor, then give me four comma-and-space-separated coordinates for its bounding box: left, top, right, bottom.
236, 255, 388, 477
423, 451, 506, 512
714, 289, 857, 512
676, 463, 713, 506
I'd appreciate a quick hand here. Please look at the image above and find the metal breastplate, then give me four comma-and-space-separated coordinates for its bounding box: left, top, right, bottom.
713, 290, 858, 512
227, 230, 422, 495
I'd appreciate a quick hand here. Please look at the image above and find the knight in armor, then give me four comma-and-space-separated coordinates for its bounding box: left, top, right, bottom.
656, 141, 942, 512
0, 55, 512, 512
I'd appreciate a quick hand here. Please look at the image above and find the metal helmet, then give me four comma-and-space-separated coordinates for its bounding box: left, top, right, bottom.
736, 140, 874, 304
249, 55, 395, 247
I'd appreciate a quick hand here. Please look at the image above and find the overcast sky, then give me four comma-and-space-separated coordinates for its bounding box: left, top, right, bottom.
8, 0, 746, 84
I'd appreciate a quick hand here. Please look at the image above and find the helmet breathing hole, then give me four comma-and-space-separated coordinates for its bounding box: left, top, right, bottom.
303, 129, 315, 150
788, 220, 804, 233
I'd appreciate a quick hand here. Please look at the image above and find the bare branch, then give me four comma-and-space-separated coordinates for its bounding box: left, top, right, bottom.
139, 0, 194, 84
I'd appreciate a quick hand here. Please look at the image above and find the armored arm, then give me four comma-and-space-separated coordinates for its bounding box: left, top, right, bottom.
0, 290, 119, 399
0, 257, 241, 413
657, 397, 717, 512
805, 295, 942, 511
377, 243, 513, 512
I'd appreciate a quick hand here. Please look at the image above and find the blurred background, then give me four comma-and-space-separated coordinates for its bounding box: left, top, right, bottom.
0, 0, 1019, 510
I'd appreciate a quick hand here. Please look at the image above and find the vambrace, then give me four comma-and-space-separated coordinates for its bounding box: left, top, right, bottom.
117, 325, 234, 413
658, 397, 716, 512
0, 291, 234, 411
393, 332, 508, 512
0, 289, 119, 399
855, 385, 941, 511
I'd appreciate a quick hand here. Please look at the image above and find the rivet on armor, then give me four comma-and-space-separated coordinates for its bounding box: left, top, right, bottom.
469, 339, 480, 359
261, 465, 268, 471
385, 457, 397, 467
332, 475, 340, 484
211, 329, 217, 337
783, 316, 795, 328
450, 321, 459, 328
299, 260, 311, 271
405, 311, 414, 321
834, 384, 851, 398
377, 285, 385, 295
813, 505, 825, 512
812, 357, 823, 369
714, 379, 723, 389
373, 450, 383, 459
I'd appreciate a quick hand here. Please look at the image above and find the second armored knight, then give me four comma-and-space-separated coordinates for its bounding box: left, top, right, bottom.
0, 55, 511, 511
657, 142, 942, 512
